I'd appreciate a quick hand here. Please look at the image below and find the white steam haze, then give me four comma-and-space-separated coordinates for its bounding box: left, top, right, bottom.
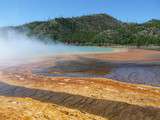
0, 29, 70, 67
0, 28, 116, 67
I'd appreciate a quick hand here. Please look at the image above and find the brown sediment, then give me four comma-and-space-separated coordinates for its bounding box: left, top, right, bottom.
86, 49, 160, 62
0, 49, 160, 120
28, 49, 160, 86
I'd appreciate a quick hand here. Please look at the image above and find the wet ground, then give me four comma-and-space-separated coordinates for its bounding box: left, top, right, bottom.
106, 64, 160, 87
33, 58, 113, 78
0, 49, 160, 120
33, 57, 160, 87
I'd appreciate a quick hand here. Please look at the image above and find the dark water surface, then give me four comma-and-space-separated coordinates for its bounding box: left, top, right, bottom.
33, 57, 160, 87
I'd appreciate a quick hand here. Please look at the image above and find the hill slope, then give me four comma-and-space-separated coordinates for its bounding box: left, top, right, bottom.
15, 14, 160, 46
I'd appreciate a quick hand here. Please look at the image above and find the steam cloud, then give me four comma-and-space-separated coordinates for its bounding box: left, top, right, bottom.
0, 29, 70, 67
0, 28, 116, 67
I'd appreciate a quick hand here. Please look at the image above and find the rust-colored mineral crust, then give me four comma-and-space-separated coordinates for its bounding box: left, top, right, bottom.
0, 49, 160, 120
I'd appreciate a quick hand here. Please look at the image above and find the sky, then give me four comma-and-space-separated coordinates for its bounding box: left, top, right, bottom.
0, 0, 159, 26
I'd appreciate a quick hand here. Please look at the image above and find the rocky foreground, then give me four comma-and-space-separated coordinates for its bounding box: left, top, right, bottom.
0, 49, 160, 120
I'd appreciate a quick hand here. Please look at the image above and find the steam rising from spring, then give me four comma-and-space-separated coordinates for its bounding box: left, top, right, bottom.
0, 28, 116, 67
0, 29, 69, 66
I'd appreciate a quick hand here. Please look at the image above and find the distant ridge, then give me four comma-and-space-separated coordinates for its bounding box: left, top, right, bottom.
8, 14, 160, 46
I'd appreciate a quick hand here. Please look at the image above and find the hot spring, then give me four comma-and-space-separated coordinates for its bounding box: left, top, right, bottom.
0, 29, 123, 67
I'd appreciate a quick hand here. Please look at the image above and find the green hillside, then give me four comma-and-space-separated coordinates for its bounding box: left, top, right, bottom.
15, 14, 160, 46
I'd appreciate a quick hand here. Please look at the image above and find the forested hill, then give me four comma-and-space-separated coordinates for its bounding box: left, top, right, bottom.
15, 14, 160, 46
